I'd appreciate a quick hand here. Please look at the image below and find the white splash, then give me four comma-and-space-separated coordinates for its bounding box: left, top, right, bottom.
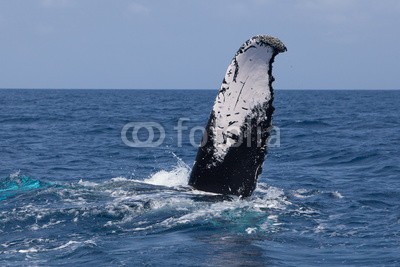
246, 227, 257, 234
332, 191, 344, 199
9, 170, 21, 179
143, 160, 190, 187
78, 179, 99, 187
18, 248, 38, 253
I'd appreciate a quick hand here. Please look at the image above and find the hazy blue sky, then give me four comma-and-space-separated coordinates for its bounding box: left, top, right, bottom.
1, 0, 399, 89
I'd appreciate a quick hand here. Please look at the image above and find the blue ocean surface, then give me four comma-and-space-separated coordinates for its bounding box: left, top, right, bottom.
0, 89, 399, 266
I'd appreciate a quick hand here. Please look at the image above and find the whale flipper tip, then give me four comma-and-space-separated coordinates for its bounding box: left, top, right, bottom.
251, 35, 287, 53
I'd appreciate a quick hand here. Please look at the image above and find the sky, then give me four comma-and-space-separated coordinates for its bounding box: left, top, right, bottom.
0, 0, 399, 90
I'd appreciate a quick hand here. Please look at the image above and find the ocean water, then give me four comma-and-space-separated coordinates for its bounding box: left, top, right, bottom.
0, 89, 399, 266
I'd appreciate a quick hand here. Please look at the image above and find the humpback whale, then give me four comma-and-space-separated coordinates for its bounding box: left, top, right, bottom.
189, 35, 286, 197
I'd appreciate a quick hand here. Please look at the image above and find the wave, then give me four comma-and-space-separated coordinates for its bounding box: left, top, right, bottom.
0, 160, 297, 257
0, 171, 53, 201
1, 156, 358, 264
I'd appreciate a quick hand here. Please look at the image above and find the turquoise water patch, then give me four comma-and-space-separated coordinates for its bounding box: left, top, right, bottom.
0, 173, 49, 201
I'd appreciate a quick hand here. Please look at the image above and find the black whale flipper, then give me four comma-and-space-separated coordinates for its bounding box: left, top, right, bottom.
189, 35, 287, 197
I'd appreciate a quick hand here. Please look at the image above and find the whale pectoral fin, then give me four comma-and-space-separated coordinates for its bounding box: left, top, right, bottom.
189, 35, 286, 197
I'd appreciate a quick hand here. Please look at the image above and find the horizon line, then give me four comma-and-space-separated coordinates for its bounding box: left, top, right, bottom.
0, 88, 399, 91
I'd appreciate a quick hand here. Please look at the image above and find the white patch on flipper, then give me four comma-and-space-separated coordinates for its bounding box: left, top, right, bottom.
211, 39, 275, 162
